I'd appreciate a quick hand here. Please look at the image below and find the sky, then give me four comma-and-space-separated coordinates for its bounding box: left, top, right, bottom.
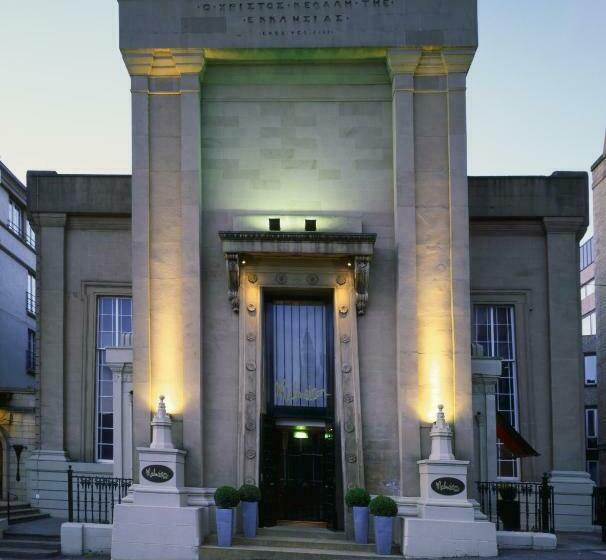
1, 1, 605, 236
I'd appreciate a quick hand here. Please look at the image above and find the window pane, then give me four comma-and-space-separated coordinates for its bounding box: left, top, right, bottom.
473, 304, 519, 478
270, 301, 329, 409
95, 296, 131, 461
585, 355, 597, 384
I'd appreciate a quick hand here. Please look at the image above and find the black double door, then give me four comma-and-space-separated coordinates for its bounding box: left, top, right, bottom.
260, 296, 340, 528
260, 417, 338, 528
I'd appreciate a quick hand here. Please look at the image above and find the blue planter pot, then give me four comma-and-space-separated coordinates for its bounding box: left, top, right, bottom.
241, 501, 258, 538
353, 506, 369, 545
373, 515, 393, 556
216, 508, 233, 547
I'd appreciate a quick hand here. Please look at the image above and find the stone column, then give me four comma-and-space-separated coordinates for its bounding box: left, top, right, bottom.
107, 347, 134, 479
387, 48, 475, 496
471, 358, 501, 483
544, 216, 595, 531
122, 48, 205, 486
35, 213, 69, 460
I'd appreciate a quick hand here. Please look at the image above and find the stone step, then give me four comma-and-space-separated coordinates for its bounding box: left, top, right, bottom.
0, 546, 60, 559
3, 532, 60, 543
207, 534, 377, 553
257, 527, 345, 540
0, 538, 61, 550
199, 544, 401, 560
6, 512, 50, 525
0, 503, 33, 513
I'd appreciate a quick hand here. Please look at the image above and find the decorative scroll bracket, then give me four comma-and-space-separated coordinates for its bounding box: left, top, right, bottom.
354, 255, 371, 315
219, 231, 376, 315
225, 253, 240, 313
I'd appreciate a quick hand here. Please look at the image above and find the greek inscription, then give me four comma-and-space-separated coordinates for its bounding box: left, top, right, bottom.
188, 0, 393, 37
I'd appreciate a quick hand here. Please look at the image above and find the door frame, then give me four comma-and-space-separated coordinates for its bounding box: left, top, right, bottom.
236, 259, 365, 531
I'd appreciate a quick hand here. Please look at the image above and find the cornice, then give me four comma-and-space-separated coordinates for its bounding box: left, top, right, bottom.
469, 220, 544, 236
35, 213, 67, 228
122, 48, 206, 77
67, 216, 131, 231
219, 230, 376, 246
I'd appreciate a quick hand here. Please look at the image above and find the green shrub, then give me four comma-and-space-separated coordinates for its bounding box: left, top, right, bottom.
238, 484, 261, 503
214, 486, 240, 509
498, 485, 518, 501
369, 495, 398, 517
345, 487, 371, 508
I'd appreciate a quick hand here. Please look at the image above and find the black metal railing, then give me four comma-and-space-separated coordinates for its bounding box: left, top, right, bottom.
5, 492, 17, 524
477, 475, 554, 533
26, 350, 35, 372
25, 292, 36, 316
67, 466, 132, 524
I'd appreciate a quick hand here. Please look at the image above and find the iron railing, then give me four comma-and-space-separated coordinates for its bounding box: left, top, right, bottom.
67, 466, 132, 524
26, 349, 35, 372
476, 475, 554, 533
25, 292, 36, 316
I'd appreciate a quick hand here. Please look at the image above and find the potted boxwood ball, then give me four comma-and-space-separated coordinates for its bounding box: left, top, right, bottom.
369, 495, 398, 555
214, 486, 240, 547
238, 484, 261, 538
345, 488, 371, 544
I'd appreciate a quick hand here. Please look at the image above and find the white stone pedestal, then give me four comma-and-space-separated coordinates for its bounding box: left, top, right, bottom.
550, 470, 595, 532
111, 397, 206, 560
402, 406, 497, 558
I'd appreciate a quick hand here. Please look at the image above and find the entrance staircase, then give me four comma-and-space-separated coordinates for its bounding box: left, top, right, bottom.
200, 525, 401, 559
0, 502, 50, 524
0, 504, 60, 559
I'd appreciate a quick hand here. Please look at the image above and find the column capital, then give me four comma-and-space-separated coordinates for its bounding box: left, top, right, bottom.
386, 48, 422, 78
122, 48, 206, 77
543, 216, 586, 236
387, 47, 475, 79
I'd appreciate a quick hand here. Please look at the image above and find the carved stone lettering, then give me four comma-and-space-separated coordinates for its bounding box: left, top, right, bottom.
184, 1, 395, 39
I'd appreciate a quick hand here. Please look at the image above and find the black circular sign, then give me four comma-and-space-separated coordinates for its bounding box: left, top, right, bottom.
142, 464, 174, 483
431, 477, 465, 496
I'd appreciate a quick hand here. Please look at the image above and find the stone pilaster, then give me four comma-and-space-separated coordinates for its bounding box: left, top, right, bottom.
35, 213, 67, 452
544, 216, 595, 531
543, 217, 587, 471
387, 47, 475, 496
122, 48, 205, 486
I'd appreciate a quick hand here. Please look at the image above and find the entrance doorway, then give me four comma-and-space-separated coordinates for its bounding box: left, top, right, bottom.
260, 295, 341, 529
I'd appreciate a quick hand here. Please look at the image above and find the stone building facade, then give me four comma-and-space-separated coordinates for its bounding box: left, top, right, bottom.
26, 0, 594, 545
0, 160, 38, 502
593, 137, 606, 486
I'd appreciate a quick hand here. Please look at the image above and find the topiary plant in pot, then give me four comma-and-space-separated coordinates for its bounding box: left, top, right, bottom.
238, 484, 261, 538
369, 495, 398, 555
214, 486, 240, 547
345, 488, 371, 545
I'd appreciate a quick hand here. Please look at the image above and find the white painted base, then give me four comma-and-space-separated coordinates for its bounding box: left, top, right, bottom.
550, 470, 595, 532
402, 518, 497, 558
111, 503, 207, 560
497, 531, 557, 550
61, 522, 113, 555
